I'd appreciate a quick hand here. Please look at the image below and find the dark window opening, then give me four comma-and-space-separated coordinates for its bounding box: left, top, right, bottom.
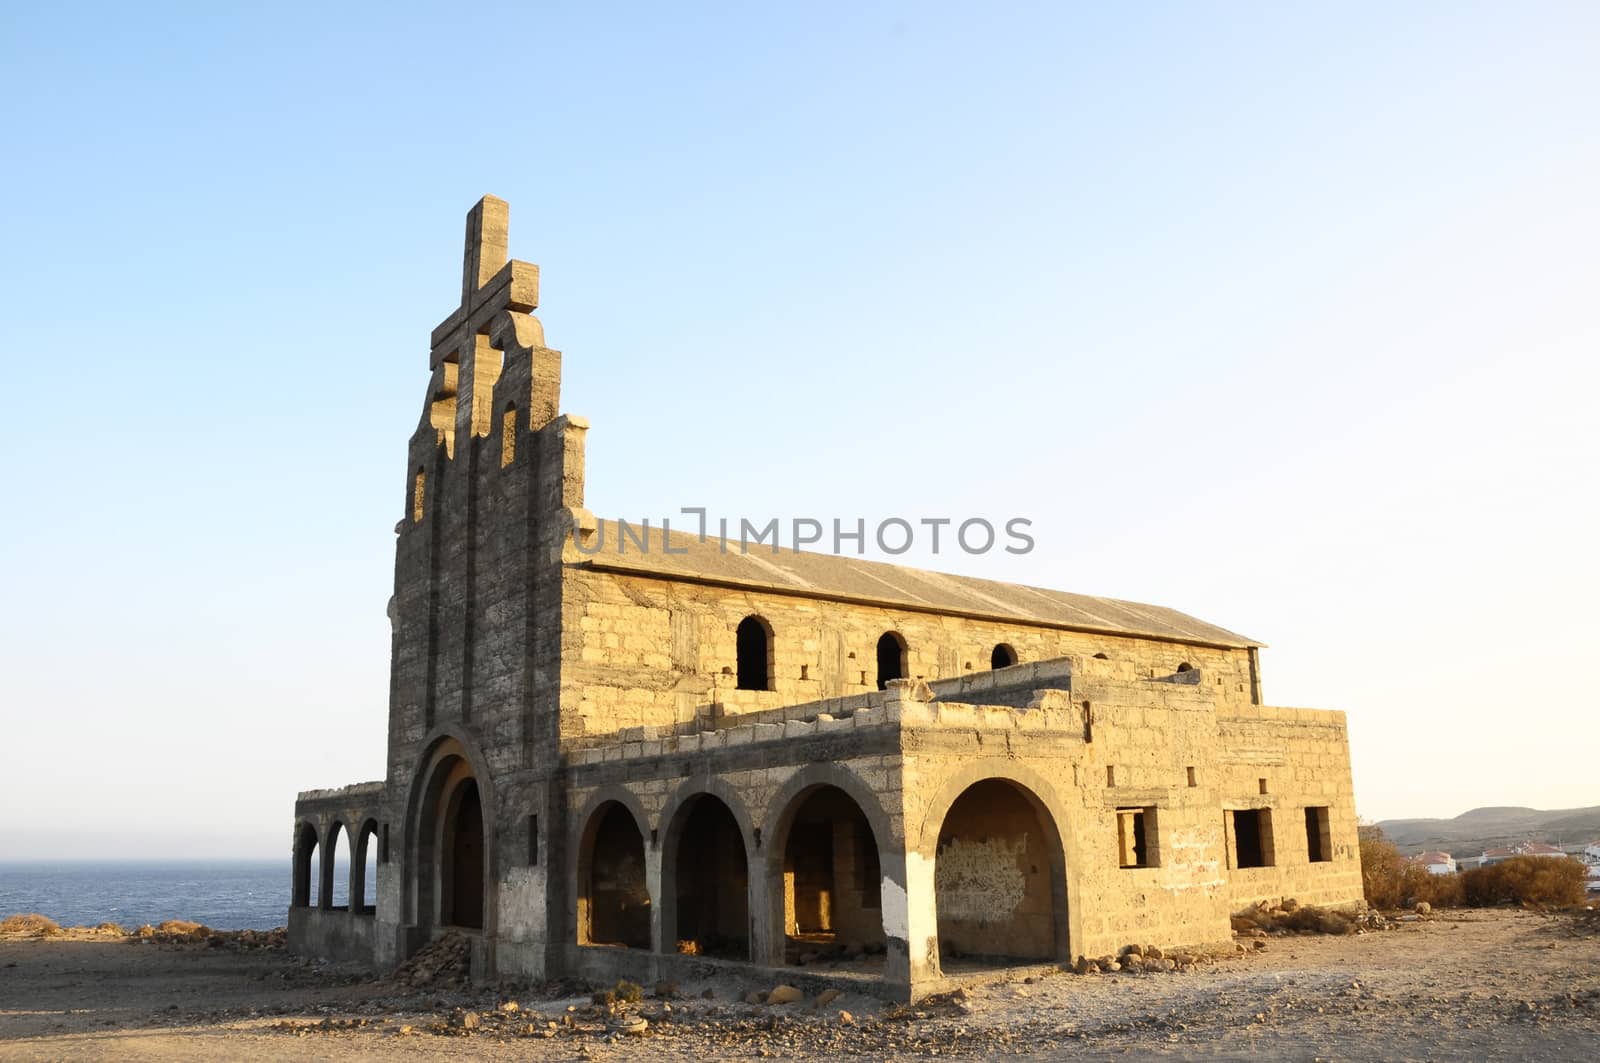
876, 632, 906, 690
736, 616, 772, 691
1176, 662, 1192, 673
1232, 809, 1273, 869
528, 813, 540, 866
1305, 806, 1332, 863
990, 643, 1017, 669
1118, 807, 1157, 868
1259, 777, 1269, 795
1186, 766, 1197, 787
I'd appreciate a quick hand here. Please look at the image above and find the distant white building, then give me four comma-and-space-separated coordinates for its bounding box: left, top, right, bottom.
1411, 850, 1457, 875
1584, 841, 1600, 864
1481, 841, 1568, 866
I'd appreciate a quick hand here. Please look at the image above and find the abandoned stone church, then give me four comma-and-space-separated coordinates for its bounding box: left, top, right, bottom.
288, 197, 1363, 999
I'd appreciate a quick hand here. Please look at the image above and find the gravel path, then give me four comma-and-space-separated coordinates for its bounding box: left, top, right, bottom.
2, 907, 1596, 1061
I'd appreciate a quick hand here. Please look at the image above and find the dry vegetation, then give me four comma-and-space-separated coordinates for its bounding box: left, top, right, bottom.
1359, 825, 1589, 910
0, 913, 61, 937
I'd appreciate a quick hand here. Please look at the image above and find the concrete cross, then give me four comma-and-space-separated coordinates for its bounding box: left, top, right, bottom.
429, 195, 540, 369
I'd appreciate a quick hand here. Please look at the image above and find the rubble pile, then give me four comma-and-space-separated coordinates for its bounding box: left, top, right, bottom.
1231, 898, 1390, 938
390, 931, 470, 989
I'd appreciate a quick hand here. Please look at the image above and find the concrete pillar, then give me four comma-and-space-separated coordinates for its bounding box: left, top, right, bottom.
879, 847, 939, 995
645, 839, 665, 954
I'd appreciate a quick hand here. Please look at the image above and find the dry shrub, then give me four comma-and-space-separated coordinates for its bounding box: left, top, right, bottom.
1462, 856, 1588, 908
1359, 825, 1432, 908
1411, 871, 1464, 908
96, 922, 127, 935
0, 913, 61, 937
155, 919, 206, 936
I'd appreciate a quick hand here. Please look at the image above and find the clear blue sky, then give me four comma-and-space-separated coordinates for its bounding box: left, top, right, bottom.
2, 3, 1596, 858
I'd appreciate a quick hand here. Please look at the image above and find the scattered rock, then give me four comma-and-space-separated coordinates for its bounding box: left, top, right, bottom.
766, 985, 804, 1006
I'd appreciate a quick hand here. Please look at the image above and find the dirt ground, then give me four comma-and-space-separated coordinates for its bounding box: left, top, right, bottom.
2, 908, 1598, 1061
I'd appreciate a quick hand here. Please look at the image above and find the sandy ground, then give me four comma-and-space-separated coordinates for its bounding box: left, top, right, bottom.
2, 908, 1598, 1061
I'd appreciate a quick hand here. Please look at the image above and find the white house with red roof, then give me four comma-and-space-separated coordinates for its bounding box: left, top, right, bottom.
1410, 850, 1457, 875
1481, 841, 1571, 866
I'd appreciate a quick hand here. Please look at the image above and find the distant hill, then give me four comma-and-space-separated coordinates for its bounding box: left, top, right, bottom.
1375, 805, 1600, 857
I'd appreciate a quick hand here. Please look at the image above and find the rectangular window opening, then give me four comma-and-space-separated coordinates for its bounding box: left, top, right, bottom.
1305, 806, 1331, 863
500, 407, 517, 467
1186, 766, 1197, 787
528, 813, 540, 866
1232, 808, 1274, 868
1106, 764, 1116, 787
1118, 807, 1159, 868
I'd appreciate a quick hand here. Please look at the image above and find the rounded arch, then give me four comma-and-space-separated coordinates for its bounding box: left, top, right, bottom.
571, 784, 654, 852
736, 614, 774, 691
657, 776, 757, 854
761, 763, 897, 855
876, 630, 908, 690
990, 643, 1018, 669
660, 790, 752, 959
401, 729, 497, 938
292, 821, 319, 908
916, 764, 1074, 969
1175, 661, 1193, 672
351, 817, 380, 914
762, 764, 895, 968
913, 761, 1074, 858
576, 798, 651, 949
321, 819, 348, 910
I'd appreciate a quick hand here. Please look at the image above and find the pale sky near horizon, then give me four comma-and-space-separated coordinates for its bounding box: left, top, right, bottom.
1, 3, 1597, 860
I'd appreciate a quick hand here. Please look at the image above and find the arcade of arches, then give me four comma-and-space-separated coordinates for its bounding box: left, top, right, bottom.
573, 776, 1066, 975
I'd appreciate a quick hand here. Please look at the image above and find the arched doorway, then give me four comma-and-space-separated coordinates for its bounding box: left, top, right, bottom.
441, 779, 484, 929
664, 794, 749, 958
578, 802, 650, 949
774, 785, 885, 966
409, 743, 489, 936
933, 778, 1067, 969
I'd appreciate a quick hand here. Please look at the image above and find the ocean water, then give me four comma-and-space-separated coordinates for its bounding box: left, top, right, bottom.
0, 861, 340, 931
